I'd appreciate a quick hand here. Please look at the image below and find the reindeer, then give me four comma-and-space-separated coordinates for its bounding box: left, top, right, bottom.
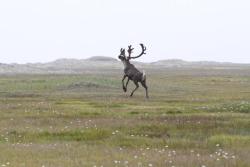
118, 44, 149, 98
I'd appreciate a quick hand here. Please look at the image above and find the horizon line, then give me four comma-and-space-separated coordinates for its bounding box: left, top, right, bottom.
1, 56, 250, 65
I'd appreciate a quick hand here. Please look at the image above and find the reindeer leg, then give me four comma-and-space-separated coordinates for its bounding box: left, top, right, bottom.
124, 78, 130, 92
130, 81, 139, 97
122, 75, 127, 92
141, 80, 149, 98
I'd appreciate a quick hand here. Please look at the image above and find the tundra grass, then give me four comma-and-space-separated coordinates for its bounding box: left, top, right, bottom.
0, 69, 250, 166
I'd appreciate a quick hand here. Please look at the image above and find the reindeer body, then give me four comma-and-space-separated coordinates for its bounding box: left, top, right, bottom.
124, 62, 144, 82
118, 44, 148, 98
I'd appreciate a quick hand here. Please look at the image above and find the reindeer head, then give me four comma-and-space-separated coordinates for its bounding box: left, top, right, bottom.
118, 44, 146, 62
118, 48, 126, 61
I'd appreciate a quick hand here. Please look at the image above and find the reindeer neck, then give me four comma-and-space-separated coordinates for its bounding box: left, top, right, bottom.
122, 60, 132, 69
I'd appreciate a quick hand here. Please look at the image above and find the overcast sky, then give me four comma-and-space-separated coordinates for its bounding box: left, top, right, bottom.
0, 0, 249, 64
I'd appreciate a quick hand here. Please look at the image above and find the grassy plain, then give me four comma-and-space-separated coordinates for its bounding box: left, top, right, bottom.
0, 68, 250, 167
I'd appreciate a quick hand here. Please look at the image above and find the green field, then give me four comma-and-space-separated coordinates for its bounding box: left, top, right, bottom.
0, 68, 250, 167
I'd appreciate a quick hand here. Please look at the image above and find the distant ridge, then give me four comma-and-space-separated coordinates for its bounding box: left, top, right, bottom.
151, 59, 243, 67
151, 59, 188, 66
86, 56, 117, 62
152, 59, 233, 65
0, 56, 249, 74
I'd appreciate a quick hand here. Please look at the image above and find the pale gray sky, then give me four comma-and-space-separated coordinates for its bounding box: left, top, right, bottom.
0, 0, 249, 63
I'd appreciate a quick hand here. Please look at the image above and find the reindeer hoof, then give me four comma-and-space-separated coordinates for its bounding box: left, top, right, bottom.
123, 87, 127, 92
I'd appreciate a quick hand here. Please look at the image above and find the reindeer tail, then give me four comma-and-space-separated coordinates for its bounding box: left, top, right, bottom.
142, 70, 146, 81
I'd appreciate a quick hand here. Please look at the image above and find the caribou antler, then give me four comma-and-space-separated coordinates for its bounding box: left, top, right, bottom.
127, 45, 134, 58
129, 43, 146, 59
